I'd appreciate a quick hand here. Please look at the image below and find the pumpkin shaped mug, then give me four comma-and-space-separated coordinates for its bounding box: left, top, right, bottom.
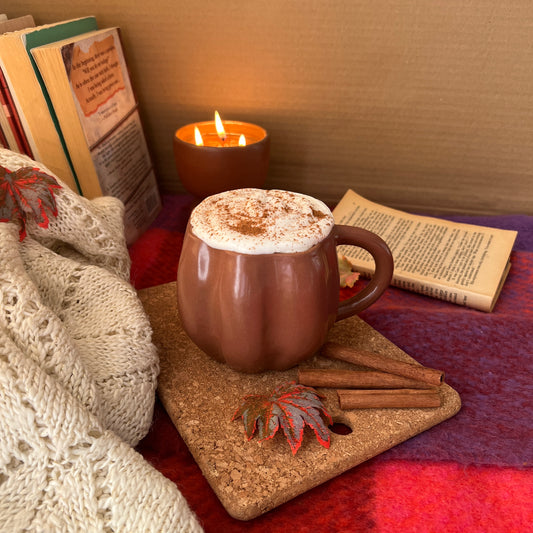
177, 189, 393, 373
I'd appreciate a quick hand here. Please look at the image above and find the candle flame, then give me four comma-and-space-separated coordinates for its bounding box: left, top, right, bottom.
238, 134, 246, 146
194, 126, 204, 146
214, 110, 226, 141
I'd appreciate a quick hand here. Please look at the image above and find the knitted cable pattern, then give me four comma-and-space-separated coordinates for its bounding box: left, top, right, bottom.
0, 332, 202, 532
0, 149, 202, 531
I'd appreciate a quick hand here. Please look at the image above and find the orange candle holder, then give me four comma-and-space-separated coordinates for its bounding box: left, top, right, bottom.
173, 119, 270, 198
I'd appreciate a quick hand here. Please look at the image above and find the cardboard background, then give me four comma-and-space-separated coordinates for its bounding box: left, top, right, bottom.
3, 1, 532, 214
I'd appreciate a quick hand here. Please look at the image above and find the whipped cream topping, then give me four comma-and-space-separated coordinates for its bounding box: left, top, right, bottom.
190, 188, 335, 254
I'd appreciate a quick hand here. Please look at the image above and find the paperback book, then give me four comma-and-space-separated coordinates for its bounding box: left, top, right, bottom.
31, 26, 161, 243
0, 17, 104, 193
334, 189, 517, 312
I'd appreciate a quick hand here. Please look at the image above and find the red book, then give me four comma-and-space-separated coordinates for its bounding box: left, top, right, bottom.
0, 119, 9, 149
0, 67, 33, 156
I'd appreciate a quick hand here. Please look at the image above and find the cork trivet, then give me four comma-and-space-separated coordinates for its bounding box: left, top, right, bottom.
139, 282, 461, 521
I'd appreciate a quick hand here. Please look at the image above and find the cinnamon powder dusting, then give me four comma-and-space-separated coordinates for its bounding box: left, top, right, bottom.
311, 208, 327, 219
229, 220, 266, 236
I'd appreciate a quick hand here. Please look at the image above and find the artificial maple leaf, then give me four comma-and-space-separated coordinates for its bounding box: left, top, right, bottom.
0, 165, 61, 240
338, 255, 360, 288
232, 381, 332, 455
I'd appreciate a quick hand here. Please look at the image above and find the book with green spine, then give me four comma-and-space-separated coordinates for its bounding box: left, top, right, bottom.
0, 17, 98, 192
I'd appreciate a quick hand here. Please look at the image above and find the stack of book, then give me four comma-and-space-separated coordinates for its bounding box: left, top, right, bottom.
0, 14, 161, 244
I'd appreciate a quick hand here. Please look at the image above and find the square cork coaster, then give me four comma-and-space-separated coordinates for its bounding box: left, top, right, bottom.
139, 282, 461, 521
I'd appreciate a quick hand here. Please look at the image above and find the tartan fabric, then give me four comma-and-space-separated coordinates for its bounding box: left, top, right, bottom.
131, 195, 532, 533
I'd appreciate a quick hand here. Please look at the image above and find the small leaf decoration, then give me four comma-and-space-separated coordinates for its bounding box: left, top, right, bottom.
0, 165, 61, 240
232, 381, 332, 455
338, 255, 360, 288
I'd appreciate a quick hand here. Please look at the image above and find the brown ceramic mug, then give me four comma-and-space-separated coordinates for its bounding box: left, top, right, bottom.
177, 189, 393, 373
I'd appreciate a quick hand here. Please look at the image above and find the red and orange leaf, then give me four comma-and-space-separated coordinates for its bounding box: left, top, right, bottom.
232, 381, 332, 455
338, 255, 360, 288
0, 165, 61, 240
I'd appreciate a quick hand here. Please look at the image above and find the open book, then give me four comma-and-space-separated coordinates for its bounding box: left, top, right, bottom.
333, 190, 517, 312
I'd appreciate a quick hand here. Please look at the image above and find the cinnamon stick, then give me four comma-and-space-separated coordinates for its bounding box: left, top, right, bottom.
322, 342, 444, 387
337, 388, 441, 409
298, 368, 434, 389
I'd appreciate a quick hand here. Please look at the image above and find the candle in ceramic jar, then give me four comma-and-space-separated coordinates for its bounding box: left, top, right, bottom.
173, 111, 270, 198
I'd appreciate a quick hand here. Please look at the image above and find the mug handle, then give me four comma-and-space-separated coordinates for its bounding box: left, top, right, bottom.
334, 225, 394, 321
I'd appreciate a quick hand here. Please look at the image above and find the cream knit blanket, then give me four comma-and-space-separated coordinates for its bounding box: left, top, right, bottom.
0, 149, 202, 532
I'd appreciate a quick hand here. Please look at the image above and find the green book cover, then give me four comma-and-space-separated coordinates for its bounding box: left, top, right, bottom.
24, 17, 98, 191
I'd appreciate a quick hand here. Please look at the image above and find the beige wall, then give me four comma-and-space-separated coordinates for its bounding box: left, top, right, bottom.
3, 1, 532, 214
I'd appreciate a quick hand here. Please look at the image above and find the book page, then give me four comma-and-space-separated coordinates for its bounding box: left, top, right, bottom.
333, 190, 517, 311
65, 28, 135, 148
120, 169, 162, 244
91, 109, 150, 198
91, 109, 161, 244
